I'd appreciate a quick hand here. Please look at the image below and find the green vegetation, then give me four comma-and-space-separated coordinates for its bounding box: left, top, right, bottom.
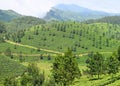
44, 4, 114, 21
52, 50, 81, 86
0, 42, 49, 55
2, 47, 120, 86
86, 52, 105, 79
86, 16, 120, 24
0, 55, 25, 82
0, 9, 22, 22
10, 22, 120, 54
20, 63, 45, 86
6, 16, 46, 32
0, 14, 120, 86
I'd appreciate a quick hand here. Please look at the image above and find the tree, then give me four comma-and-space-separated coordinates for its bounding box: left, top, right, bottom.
45, 77, 56, 86
107, 55, 119, 77
0, 35, 5, 43
21, 74, 32, 86
86, 52, 104, 79
117, 46, 120, 61
27, 63, 45, 86
4, 78, 11, 86
19, 52, 24, 62
40, 54, 43, 60
34, 29, 39, 35
5, 47, 13, 59
48, 54, 51, 60
52, 49, 81, 86
0, 22, 6, 33
33, 72, 45, 86
27, 63, 39, 77
4, 78, 18, 86
106, 38, 109, 47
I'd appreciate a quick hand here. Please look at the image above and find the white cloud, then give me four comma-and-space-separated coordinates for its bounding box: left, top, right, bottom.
0, 0, 55, 17
0, 0, 120, 17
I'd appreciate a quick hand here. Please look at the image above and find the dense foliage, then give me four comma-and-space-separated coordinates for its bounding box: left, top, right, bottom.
21, 63, 45, 86
0, 12, 120, 86
0, 21, 6, 33
52, 50, 81, 86
86, 52, 104, 79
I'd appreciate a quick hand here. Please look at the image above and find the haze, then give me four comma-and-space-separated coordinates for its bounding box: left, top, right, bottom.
0, 0, 120, 17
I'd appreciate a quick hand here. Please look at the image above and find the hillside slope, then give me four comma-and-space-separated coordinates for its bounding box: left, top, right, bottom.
0, 55, 26, 81
86, 16, 120, 24
44, 4, 116, 21
6, 16, 46, 32
8, 22, 120, 54
0, 9, 22, 22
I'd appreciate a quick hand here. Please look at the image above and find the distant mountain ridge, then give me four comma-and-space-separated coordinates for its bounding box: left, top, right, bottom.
44, 4, 119, 21
0, 9, 46, 32
55, 4, 99, 13
85, 16, 120, 24
0, 9, 22, 22
6, 16, 46, 32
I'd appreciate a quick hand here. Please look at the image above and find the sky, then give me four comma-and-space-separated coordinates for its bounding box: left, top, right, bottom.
0, 0, 120, 17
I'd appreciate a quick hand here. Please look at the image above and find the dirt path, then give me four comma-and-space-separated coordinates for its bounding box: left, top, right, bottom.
78, 51, 113, 57
5, 40, 113, 57
5, 40, 64, 55
12, 53, 57, 57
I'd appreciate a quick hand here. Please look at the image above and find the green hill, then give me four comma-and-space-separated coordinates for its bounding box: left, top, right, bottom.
0, 55, 26, 81
8, 22, 120, 54
0, 9, 22, 22
6, 16, 46, 32
1, 21, 120, 86
86, 16, 120, 24
44, 4, 116, 21
0, 21, 6, 33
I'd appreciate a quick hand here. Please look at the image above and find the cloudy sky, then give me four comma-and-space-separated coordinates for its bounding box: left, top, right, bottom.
0, 0, 120, 17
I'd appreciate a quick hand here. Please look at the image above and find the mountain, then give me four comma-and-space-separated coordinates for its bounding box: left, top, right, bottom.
85, 16, 120, 24
0, 9, 22, 22
44, 4, 118, 21
6, 16, 46, 32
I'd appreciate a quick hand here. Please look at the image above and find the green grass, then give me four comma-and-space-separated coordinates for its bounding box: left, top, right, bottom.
0, 53, 120, 86
22, 61, 52, 78
14, 22, 120, 55
0, 42, 51, 54
0, 55, 26, 82
18, 55, 120, 86
0, 21, 120, 85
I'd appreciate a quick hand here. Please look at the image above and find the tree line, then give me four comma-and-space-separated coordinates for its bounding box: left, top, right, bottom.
3, 46, 120, 86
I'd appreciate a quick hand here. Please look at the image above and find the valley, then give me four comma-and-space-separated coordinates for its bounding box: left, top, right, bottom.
0, 2, 120, 86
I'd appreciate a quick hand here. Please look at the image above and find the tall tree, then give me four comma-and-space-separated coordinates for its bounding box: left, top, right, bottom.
0, 22, 6, 33
21, 73, 32, 86
4, 78, 18, 86
5, 47, 13, 59
107, 55, 119, 77
86, 52, 104, 79
27, 63, 45, 86
52, 49, 81, 86
118, 46, 120, 61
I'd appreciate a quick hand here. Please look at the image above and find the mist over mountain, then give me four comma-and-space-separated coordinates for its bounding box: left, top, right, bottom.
44, 4, 119, 21
0, 4, 120, 22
